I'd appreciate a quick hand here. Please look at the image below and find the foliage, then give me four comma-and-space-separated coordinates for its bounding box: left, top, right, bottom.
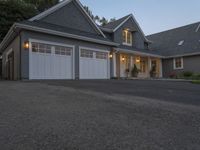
131, 64, 139, 77
183, 71, 193, 77
0, 0, 60, 42
150, 65, 156, 78
191, 80, 200, 84
0, 0, 37, 42
83, 6, 116, 26
169, 72, 177, 79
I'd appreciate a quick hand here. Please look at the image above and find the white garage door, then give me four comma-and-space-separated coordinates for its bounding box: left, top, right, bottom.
79, 48, 110, 79
29, 41, 74, 79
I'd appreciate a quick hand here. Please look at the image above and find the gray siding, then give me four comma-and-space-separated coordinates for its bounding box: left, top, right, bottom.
41, 1, 98, 35
162, 55, 200, 77
2, 36, 20, 80
113, 18, 146, 49
21, 30, 113, 79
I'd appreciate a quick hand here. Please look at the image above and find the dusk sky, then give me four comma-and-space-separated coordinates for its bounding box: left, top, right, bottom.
80, 0, 200, 35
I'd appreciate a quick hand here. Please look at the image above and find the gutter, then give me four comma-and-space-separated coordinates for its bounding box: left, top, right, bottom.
115, 48, 164, 58
0, 23, 119, 53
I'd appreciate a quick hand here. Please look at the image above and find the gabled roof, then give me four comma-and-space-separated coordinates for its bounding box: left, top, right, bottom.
29, 0, 106, 38
0, 21, 119, 53
101, 14, 150, 43
147, 22, 200, 57
102, 14, 131, 30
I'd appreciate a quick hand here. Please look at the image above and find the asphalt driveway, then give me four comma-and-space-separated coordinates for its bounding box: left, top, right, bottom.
0, 80, 200, 150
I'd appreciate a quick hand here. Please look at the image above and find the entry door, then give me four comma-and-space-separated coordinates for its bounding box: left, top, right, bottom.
79, 48, 110, 79
120, 55, 129, 78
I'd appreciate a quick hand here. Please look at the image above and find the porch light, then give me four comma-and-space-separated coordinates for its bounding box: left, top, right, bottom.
122, 56, 125, 61
24, 41, 29, 49
109, 54, 113, 58
136, 57, 140, 63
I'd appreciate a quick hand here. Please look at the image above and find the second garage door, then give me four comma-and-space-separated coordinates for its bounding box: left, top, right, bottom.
79, 48, 110, 79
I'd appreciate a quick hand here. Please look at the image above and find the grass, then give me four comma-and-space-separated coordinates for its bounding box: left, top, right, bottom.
191, 80, 200, 84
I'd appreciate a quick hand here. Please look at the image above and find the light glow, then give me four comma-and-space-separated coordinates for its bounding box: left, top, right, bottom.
24, 42, 29, 49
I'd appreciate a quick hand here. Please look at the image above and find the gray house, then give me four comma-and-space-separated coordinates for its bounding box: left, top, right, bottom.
0, 0, 199, 80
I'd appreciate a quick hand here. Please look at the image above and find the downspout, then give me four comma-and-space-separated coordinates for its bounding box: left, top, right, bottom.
19, 32, 22, 80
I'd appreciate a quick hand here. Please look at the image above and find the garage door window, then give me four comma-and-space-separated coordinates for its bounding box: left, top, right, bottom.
55, 46, 72, 56
96, 52, 107, 59
32, 42, 52, 54
81, 49, 93, 58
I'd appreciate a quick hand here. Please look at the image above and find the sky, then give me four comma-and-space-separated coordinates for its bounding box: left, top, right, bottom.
80, 0, 200, 35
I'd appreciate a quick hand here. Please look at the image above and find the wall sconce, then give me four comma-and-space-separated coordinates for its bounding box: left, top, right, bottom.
109, 54, 113, 58
122, 56, 125, 61
136, 57, 140, 63
24, 41, 29, 49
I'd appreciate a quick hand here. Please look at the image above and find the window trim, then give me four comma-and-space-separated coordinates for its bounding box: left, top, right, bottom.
122, 30, 132, 46
173, 57, 184, 70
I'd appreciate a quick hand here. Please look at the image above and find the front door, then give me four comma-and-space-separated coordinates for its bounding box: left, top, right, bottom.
7, 52, 14, 80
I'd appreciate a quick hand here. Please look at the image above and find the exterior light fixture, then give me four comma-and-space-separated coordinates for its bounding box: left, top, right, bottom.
109, 54, 113, 58
136, 57, 140, 63
24, 41, 29, 49
122, 56, 125, 61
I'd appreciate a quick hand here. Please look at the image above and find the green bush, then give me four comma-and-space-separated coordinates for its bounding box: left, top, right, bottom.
183, 71, 193, 77
131, 64, 139, 77
191, 80, 200, 84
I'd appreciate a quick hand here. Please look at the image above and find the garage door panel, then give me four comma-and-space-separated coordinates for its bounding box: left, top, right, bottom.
30, 42, 74, 80
79, 49, 109, 79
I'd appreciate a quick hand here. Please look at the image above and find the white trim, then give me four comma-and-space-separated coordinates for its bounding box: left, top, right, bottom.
115, 48, 163, 58
195, 24, 200, 32
113, 14, 150, 42
29, 0, 106, 38
79, 46, 110, 79
29, 0, 72, 21
16, 23, 118, 46
75, 0, 106, 38
173, 57, 184, 70
165, 52, 200, 58
29, 38, 75, 79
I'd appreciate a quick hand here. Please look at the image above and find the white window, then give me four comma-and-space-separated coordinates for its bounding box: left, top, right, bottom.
81, 49, 93, 58
174, 57, 183, 69
96, 52, 107, 59
55, 46, 72, 56
32, 42, 52, 54
122, 29, 132, 46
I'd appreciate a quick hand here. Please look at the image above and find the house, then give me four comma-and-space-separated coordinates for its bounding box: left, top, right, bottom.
0, 0, 198, 80
0, 0, 163, 80
147, 22, 200, 77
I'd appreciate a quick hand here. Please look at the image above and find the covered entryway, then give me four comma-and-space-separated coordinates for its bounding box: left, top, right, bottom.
29, 41, 74, 79
79, 48, 110, 79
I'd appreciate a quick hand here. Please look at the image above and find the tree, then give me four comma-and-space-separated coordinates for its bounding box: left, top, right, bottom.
23, 0, 60, 12
0, 0, 60, 42
0, 0, 37, 41
99, 17, 108, 26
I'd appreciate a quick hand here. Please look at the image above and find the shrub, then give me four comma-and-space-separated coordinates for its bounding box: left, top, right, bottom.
169, 72, 177, 79
183, 71, 193, 77
191, 80, 200, 84
131, 64, 139, 77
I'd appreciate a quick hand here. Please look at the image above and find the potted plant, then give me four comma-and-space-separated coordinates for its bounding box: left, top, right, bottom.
125, 68, 130, 78
150, 65, 156, 78
131, 64, 139, 77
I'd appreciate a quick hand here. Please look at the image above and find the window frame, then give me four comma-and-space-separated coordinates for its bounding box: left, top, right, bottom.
122, 30, 132, 46
173, 57, 184, 70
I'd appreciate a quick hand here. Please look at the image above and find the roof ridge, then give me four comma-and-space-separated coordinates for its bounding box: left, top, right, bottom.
102, 14, 132, 27
147, 21, 200, 37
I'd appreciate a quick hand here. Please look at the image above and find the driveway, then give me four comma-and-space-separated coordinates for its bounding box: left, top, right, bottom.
0, 80, 200, 150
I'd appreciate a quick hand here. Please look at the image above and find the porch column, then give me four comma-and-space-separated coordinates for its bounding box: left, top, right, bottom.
148, 57, 152, 77
112, 52, 117, 77
159, 59, 163, 78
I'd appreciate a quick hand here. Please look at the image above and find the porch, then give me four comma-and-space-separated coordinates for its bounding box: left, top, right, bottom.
111, 49, 163, 78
